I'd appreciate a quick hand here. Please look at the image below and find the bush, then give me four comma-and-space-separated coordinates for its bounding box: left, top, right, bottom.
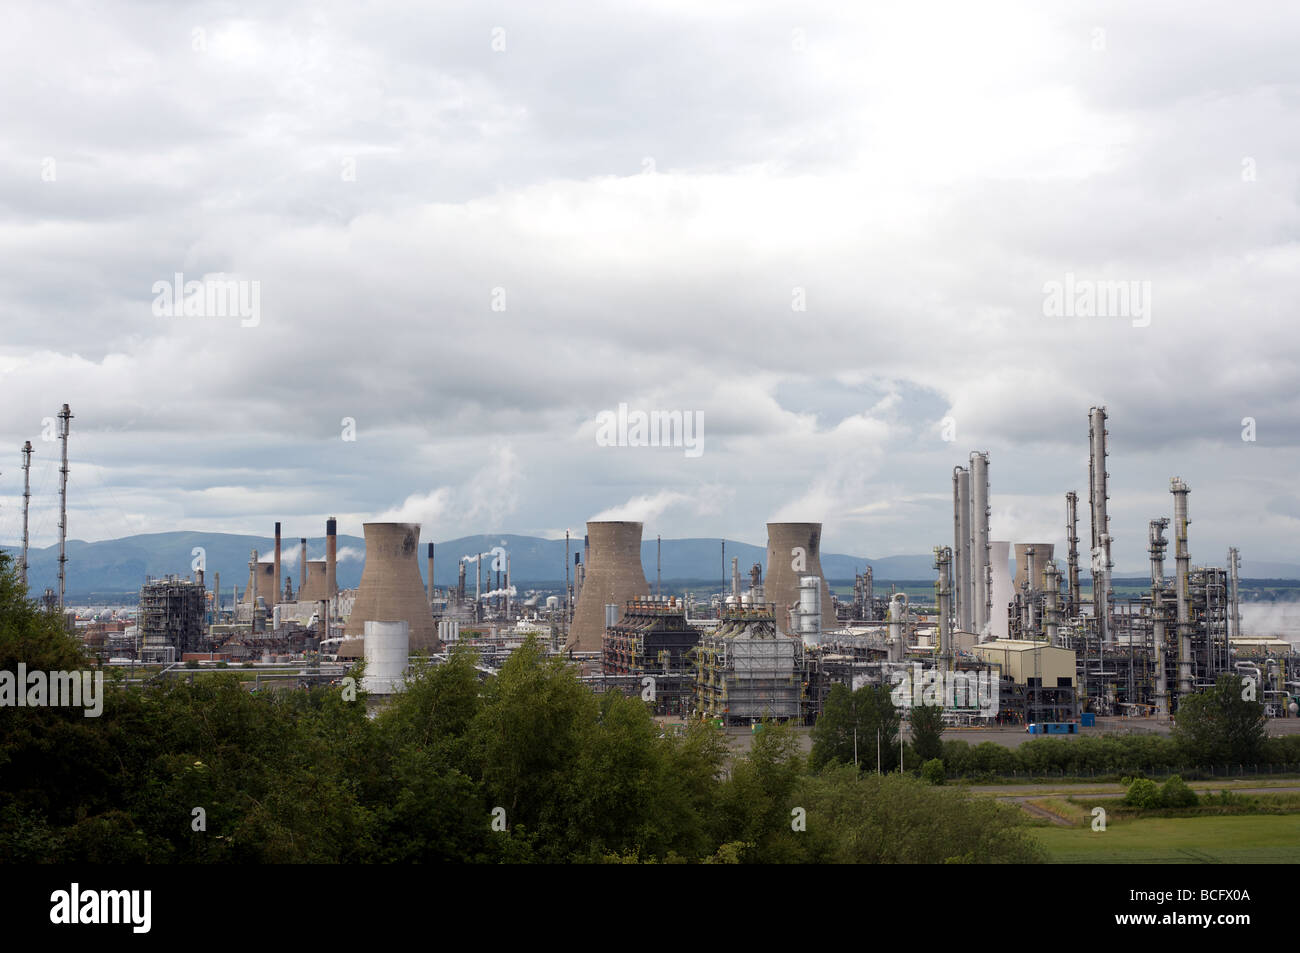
1123, 778, 1161, 809
1159, 775, 1198, 808
921, 759, 945, 785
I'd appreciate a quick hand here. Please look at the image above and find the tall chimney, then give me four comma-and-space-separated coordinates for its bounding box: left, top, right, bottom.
300, 538, 308, 598
427, 542, 435, 609
326, 517, 338, 599
273, 522, 282, 609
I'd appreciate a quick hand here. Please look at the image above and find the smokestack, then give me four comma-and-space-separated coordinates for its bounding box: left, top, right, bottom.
326, 517, 338, 598
57, 404, 72, 611
970, 452, 991, 635
764, 523, 836, 636
1088, 406, 1113, 644
427, 542, 435, 609
343, 523, 437, 652
565, 530, 571, 626
1171, 478, 1192, 697
300, 538, 308, 597
657, 534, 661, 598
953, 467, 971, 633
274, 522, 282, 609
20, 441, 33, 588
568, 521, 650, 652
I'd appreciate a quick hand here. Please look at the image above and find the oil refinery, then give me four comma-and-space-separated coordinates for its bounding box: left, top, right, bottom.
15, 401, 1296, 730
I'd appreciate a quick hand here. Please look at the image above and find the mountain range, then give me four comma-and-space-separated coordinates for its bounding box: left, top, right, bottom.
4, 532, 1297, 600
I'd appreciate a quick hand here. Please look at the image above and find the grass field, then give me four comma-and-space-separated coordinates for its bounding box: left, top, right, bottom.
1034, 815, 1300, 863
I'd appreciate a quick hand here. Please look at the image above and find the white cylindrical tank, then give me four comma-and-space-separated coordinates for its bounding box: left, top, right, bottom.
362, 620, 409, 695
888, 592, 909, 660
546, 595, 560, 610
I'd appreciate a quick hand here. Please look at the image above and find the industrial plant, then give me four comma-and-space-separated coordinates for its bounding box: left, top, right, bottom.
9, 401, 1299, 731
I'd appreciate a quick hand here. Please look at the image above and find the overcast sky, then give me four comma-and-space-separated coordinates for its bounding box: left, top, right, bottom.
1, 0, 1297, 572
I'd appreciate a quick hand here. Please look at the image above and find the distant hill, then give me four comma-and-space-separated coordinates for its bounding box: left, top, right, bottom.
6, 532, 1295, 600
3, 531, 939, 599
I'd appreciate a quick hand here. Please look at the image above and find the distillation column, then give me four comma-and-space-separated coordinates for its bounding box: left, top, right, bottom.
1088, 407, 1113, 644
1171, 478, 1193, 699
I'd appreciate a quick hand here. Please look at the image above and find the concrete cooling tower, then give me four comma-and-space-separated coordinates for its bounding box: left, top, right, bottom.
344, 522, 438, 652
1014, 543, 1056, 591
764, 523, 836, 635
988, 540, 1013, 640
243, 561, 277, 605
297, 560, 329, 602
568, 521, 650, 652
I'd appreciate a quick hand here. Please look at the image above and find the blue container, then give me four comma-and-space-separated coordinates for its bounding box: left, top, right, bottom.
1081, 712, 1096, 727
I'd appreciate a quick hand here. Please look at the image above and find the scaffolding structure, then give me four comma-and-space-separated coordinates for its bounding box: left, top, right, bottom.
693, 605, 802, 724
139, 575, 207, 663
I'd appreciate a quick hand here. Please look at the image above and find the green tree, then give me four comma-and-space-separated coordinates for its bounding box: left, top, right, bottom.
1173, 673, 1267, 764
921, 758, 945, 785
810, 683, 900, 773
1159, 775, 1198, 809
909, 704, 945, 762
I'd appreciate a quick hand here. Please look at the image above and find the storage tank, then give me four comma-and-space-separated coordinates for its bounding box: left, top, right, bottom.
344, 523, 439, 651
764, 522, 836, 636
362, 620, 409, 694
567, 521, 650, 652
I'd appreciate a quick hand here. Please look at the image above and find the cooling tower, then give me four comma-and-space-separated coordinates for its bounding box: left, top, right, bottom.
297, 561, 328, 602
989, 540, 1013, 640
344, 522, 438, 652
1014, 543, 1055, 591
764, 523, 836, 635
242, 561, 277, 605
567, 521, 650, 652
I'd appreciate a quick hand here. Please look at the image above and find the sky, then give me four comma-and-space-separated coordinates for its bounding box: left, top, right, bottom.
1, 0, 1298, 573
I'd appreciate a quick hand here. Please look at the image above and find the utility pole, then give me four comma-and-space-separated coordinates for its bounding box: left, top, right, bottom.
57, 404, 72, 612
20, 441, 33, 588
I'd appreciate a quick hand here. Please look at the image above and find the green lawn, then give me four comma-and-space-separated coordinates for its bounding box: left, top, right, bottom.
1034, 814, 1300, 863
